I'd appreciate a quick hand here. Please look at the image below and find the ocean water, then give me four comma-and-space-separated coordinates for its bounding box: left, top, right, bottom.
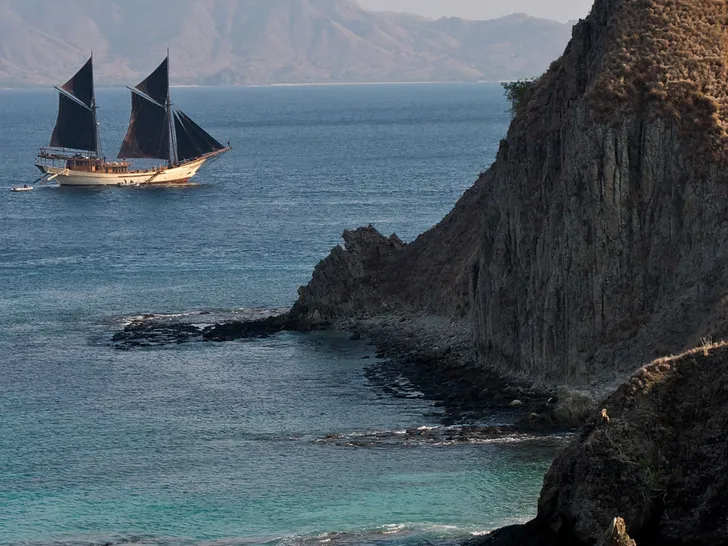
0, 84, 563, 545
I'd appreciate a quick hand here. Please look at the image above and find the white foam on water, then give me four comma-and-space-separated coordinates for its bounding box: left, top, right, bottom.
111, 307, 288, 329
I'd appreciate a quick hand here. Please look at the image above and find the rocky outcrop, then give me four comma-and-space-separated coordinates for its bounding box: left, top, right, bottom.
471, 344, 728, 546
596, 518, 636, 546
293, 169, 493, 320
292, 226, 407, 322
111, 310, 299, 349
534, 342, 728, 545
293, 1, 728, 544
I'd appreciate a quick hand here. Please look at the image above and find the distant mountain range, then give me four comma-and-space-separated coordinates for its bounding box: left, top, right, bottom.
0, 0, 573, 87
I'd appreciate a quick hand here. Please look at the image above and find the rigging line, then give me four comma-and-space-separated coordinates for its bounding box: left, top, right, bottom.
92, 97, 103, 158
127, 86, 165, 109
29, 173, 51, 185
54, 87, 92, 111
177, 112, 211, 160
205, 153, 224, 168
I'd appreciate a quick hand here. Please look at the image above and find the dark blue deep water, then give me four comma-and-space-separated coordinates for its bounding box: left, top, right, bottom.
0, 84, 562, 545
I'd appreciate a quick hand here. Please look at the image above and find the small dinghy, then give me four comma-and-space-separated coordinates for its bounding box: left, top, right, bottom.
10, 185, 33, 192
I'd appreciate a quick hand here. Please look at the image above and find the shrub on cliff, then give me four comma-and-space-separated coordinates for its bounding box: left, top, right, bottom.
502, 79, 537, 116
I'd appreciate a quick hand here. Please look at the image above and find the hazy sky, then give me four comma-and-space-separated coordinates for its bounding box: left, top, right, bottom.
357, 0, 593, 22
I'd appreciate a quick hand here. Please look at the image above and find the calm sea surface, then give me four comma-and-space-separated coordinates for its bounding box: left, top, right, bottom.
0, 84, 561, 545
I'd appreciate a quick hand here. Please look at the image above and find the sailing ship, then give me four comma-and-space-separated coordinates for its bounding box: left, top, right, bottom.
36, 55, 230, 186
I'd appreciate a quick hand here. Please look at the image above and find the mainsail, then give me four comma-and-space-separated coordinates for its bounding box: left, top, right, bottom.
119, 56, 227, 164
50, 57, 98, 153
136, 58, 169, 106
119, 58, 171, 160
118, 92, 171, 160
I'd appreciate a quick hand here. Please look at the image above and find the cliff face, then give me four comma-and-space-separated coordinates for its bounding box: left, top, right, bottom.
296, 0, 728, 389
293, 2, 728, 543
471, 0, 728, 387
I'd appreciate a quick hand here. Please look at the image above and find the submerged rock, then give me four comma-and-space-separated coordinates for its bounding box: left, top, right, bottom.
202, 313, 296, 341
313, 425, 566, 449
112, 321, 203, 349
111, 309, 296, 349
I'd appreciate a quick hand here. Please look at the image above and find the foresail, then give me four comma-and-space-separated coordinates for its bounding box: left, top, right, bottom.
118, 55, 227, 163
118, 92, 171, 160
174, 110, 225, 162
61, 57, 94, 108
50, 57, 97, 152
50, 94, 96, 152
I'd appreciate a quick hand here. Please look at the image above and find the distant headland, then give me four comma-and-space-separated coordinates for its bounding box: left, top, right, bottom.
0, 0, 571, 87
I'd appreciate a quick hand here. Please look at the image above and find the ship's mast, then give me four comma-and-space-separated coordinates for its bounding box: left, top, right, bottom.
91, 50, 103, 158
166, 48, 178, 166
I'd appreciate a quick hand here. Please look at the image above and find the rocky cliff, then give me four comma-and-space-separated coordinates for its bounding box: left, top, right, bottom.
295, 0, 728, 391
485, 342, 728, 545
538, 342, 728, 545
471, 0, 728, 388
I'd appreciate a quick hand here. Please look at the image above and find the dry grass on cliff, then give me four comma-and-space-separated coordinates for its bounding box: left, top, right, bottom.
588, 0, 728, 155
619, 338, 728, 400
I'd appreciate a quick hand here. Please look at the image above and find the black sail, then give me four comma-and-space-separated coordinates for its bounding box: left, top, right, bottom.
50, 58, 97, 152
174, 110, 225, 162
118, 58, 171, 160
61, 57, 94, 108
136, 58, 169, 105
118, 93, 170, 160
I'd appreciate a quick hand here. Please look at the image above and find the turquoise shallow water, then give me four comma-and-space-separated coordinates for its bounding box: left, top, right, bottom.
0, 84, 563, 545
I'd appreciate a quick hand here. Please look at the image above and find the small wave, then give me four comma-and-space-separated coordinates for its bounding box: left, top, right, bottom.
109, 307, 288, 329
311, 424, 571, 448
18, 523, 490, 546
266, 522, 483, 546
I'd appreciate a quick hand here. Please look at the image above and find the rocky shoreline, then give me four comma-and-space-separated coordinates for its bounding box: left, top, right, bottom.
344, 313, 598, 429
280, 0, 728, 539
112, 309, 593, 431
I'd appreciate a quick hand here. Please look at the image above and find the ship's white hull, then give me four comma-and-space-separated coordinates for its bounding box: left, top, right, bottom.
37, 157, 209, 186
